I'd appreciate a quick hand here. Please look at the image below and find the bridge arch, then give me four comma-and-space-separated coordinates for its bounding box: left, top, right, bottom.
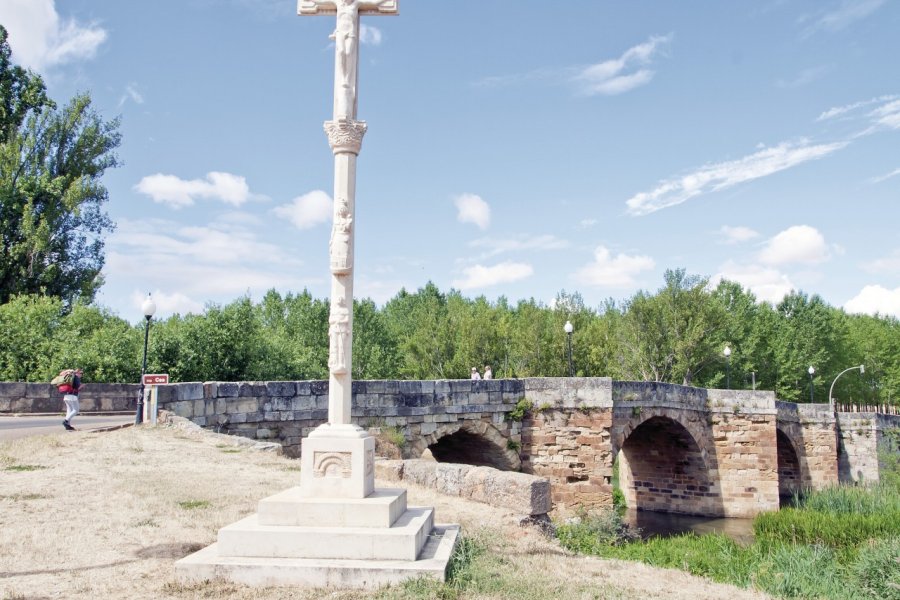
776, 426, 807, 503
412, 421, 520, 471
615, 414, 723, 516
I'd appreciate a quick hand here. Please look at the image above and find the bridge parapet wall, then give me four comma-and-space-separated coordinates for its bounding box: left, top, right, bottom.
154, 379, 524, 457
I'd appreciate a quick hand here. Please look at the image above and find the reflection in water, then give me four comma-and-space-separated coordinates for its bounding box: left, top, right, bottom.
622, 509, 755, 544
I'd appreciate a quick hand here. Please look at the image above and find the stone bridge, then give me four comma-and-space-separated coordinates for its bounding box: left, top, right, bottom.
2, 378, 897, 518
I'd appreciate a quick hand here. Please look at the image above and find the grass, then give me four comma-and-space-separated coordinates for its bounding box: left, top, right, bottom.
558, 470, 900, 599
177, 499, 211, 510
3, 464, 47, 471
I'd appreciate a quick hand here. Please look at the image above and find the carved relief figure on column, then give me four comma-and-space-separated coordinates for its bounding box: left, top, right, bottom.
329, 200, 353, 273
328, 296, 351, 374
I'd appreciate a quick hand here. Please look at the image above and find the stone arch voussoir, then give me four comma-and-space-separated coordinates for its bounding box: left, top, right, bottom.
415, 419, 520, 471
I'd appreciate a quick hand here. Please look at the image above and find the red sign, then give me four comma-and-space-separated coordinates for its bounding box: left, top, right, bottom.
143, 374, 169, 385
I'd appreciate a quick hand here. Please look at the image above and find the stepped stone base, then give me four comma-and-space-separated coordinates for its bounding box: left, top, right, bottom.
176, 428, 458, 588
176, 524, 459, 589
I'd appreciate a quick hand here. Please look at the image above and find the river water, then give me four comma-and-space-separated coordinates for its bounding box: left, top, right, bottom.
621, 509, 756, 544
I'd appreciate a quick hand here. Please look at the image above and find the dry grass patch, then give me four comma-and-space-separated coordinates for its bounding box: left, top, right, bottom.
0, 425, 769, 599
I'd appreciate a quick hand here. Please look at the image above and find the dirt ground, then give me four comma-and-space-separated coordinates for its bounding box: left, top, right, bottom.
0, 422, 770, 600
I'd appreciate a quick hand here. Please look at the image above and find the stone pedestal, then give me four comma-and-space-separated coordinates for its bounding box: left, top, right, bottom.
175, 426, 458, 589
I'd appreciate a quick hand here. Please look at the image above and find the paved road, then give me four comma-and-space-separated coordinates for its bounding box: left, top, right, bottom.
0, 414, 134, 442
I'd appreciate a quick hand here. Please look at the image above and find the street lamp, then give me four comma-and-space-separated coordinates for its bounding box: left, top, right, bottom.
564, 320, 574, 377
828, 364, 864, 413
723, 346, 732, 389
136, 293, 157, 424
808, 366, 815, 403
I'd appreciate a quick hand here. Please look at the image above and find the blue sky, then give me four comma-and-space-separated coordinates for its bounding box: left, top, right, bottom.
2, 0, 899, 321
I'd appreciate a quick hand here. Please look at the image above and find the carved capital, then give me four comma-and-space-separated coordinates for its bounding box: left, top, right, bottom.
324, 119, 368, 154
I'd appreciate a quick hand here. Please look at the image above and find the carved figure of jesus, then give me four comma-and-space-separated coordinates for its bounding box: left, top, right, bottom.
331, 0, 360, 118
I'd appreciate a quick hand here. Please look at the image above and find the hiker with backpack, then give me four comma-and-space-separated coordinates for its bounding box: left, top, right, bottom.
52, 368, 83, 431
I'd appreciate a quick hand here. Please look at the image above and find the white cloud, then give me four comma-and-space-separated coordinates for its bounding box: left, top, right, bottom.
272, 190, 333, 230
579, 219, 598, 228
758, 225, 830, 266
808, 0, 886, 34
469, 234, 569, 258
359, 24, 382, 45
626, 140, 847, 216
134, 172, 263, 209
574, 34, 672, 96
451, 262, 533, 290
870, 167, 900, 184
862, 249, 900, 274
454, 193, 491, 230
572, 246, 655, 288
844, 284, 900, 318
0, 0, 107, 71
714, 261, 795, 304
719, 225, 760, 245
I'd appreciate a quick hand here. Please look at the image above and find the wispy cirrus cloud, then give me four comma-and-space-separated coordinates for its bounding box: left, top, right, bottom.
626, 140, 847, 216
870, 167, 900, 184
118, 83, 144, 108
801, 0, 886, 35
469, 234, 569, 259
573, 34, 673, 96
452, 261, 534, 290
572, 246, 655, 288
134, 171, 266, 209
0, 0, 107, 71
474, 34, 672, 97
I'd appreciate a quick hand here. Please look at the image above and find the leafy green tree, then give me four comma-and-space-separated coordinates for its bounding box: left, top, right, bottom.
770, 291, 846, 402
617, 270, 726, 384
383, 282, 454, 379
0, 293, 61, 380
352, 297, 398, 379
53, 303, 142, 383
0, 27, 120, 305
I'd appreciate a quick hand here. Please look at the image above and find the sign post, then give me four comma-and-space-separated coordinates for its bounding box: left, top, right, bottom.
142, 374, 169, 424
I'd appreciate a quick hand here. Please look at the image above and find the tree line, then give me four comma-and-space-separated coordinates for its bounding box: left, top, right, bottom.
1, 270, 897, 408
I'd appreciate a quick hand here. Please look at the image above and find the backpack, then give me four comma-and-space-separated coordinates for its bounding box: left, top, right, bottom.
50, 369, 75, 387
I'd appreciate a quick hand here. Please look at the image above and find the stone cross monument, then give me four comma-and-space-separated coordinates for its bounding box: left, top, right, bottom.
296, 0, 398, 497
176, 2, 458, 586
301, 0, 397, 427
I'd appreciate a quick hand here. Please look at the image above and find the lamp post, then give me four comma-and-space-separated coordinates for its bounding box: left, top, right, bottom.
808, 366, 815, 403
136, 293, 157, 424
828, 364, 864, 412
564, 320, 574, 377
723, 345, 732, 389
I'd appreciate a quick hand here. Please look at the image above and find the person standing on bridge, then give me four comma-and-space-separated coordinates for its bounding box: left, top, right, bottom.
59, 368, 82, 431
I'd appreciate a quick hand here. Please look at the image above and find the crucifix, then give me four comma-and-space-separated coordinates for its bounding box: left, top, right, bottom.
299, 0, 397, 439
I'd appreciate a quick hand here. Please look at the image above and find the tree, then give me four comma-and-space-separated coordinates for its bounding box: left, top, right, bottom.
617, 270, 726, 385
0, 27, 120, 305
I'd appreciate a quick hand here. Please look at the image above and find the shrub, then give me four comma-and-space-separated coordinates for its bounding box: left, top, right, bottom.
508, 398, 533, 421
